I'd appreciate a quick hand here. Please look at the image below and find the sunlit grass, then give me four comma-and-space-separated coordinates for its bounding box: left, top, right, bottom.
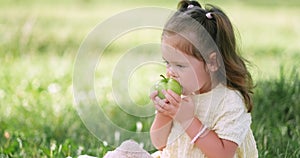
0, 0, 299, 157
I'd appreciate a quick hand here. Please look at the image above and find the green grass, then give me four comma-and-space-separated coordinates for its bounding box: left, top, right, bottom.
1, 0, 300, 157
252, 67, 300, 157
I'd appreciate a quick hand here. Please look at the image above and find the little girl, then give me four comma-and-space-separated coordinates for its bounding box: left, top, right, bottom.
150, 0, 258, 157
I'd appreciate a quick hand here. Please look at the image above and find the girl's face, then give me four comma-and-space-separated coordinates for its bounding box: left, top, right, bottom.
161, 42, 212, 95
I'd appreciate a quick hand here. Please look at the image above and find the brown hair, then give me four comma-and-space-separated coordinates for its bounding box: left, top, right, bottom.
162, 0, 254, 112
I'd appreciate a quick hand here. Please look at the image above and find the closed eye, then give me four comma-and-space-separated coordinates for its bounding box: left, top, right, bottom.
176, 64, 185, 68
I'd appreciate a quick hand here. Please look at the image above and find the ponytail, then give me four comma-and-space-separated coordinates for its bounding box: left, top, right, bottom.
208, 6, 254, 112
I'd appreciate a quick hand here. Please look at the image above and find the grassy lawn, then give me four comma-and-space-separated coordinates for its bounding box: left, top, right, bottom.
1, 0, 299, 157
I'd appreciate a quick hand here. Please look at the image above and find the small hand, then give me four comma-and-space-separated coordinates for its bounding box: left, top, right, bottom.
161, 90, 195, 125
149, 90, 170, 116
175, 96, 195, 127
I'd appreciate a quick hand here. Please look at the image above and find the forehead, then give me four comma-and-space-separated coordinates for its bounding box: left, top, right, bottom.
162, 33, 194, 56
161, 42, 201, 65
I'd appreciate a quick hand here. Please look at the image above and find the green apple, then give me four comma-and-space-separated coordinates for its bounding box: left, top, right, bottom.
153, 75, 182, 99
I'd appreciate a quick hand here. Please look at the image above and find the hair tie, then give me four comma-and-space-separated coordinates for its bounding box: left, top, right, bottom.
187, 4, 194, 9
206, 12, 213, 19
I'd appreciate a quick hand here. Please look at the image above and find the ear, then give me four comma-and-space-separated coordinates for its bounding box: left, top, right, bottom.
207, 52, 219, 72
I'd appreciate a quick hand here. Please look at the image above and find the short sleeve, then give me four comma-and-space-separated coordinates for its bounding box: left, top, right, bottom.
212, 91, 252, 146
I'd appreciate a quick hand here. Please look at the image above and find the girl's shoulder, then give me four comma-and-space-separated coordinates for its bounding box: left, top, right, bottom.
216, 83, 247, 111
194, 83, 247, 111
223, 85, 247, 110
195, 83, 242, 100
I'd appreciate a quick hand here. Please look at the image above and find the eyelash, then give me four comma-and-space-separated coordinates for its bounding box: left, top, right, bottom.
163, 60, 185, 68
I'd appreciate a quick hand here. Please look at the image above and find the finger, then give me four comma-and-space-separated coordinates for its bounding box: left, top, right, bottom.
155, 96, 167, 108
162, 90, 179, 107
161, 103, 174, 115
166, 89, 181, 103
149, 90, 158, 100
154, 104, 164, 113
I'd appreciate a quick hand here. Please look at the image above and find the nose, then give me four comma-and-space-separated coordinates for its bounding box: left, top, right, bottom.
166, 66, 178, 78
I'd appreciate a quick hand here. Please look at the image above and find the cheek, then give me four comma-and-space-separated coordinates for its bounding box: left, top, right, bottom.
193, 63, 210, 81
179, 71, 200, 92
181, 80, 198, 95
196, 69, 210, 83
181, 69, 211, 93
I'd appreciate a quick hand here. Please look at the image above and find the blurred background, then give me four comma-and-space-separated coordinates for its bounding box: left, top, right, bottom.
1, 0, 299, 157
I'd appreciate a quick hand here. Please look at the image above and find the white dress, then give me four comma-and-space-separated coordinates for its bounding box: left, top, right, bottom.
153, 84, 258, 158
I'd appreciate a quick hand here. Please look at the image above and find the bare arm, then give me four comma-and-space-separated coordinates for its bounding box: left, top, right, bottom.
185, 117, 237, 158
150, 112, 172, 150
149, 90, 173, 150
